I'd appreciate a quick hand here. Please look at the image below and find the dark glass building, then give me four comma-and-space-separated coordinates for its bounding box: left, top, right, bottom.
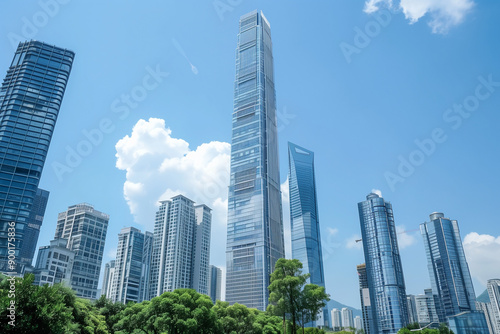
0, 41, 74, 273
420, 213, 477, 323
225, 10, 285, 311
358, 193, 409, 334
358, 263, 375, 334
288, 142, 328, 327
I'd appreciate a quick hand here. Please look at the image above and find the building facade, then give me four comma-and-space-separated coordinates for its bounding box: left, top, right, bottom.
0, 41, 74, 273
331, 308, 342, 331
33, 238, 74, 286
109, 227, 153, 303
420, 212, 477, 322
149, 195, 211, 299
488, 279, 500, 334
414, 289, 439, 326
355, 316, 363, 331
55, 203, 108, 299
476, 301, 496, 334
342, 307, 354, 329
448, 311, 490, 334
208, 265, 222, 303
359, 263, 376, 334
288, 142, 328, 326
102, 260, 115, 299
358, 193, 409, 334
225, 10, 285, 311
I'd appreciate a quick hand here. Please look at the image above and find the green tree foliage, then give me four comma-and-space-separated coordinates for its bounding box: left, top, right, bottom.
398, 323, 453, 334
268, 258, 330, 334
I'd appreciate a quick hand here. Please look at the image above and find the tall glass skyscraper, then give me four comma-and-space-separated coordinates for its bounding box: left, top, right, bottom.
421, 212, 477, 323
288, 142, 328, 326
225, 10, 285, 311
358, 193, 409, 334
0, 41, 74, 273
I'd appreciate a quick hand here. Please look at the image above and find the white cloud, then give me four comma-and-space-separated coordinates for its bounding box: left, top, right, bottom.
327, 227, 339, 236
396, 225, 417, 249
107, 248, 117, 259
463, 232, 500, 285
281, 177, 292, 259
346, 235, 363, 250
115, 118, 231, 269
364, 0, 474, 33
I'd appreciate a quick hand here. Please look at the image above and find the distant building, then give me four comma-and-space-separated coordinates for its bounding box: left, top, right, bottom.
355, 316, 363, 331
208, 265, 222, 303
407, 295, 418, 324
109, 227, 153, 303
421, 213, 477, 323
448, 311, 489, 334
358, 263, 375, 334
342, 307, 354, 329
102, 260, 116, 299
358, 193, 409, 334
55, 203, 109, 299
331, 308, 342, 331
33, 238, 74, 286
476, 300, 496, 334
414, 289, 439, 326
149, 195, 211, 299
488, 279, 500, 334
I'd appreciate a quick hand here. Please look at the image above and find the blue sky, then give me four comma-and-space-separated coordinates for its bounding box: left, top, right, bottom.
1, 0, 499, 308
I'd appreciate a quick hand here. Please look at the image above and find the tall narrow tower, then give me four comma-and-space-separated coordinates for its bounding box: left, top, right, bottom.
358, 193, 409, 334
225, 10, 285, 311
0, 41, 74, 273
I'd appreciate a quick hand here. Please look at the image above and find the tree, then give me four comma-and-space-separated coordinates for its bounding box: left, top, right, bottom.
95, 295, 126, 334
268, 259, 330, 334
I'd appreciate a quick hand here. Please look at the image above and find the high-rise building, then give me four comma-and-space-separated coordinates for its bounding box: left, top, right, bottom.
414, 289, 439, 326
102, 260, 115, 299
208, 265, 222, 303
0, 40, 74, 273
421, 212, 477, 322
342, 307, 354, 329
358, 192, 409, 334
109, 227, 153, 303
407, 295, 418, 324
55, 203, 108, 299
19, 188, 49, 268
476, 300, 496, 334
288, 142, 328, 326
358, 263, 375, 334
33, 238, 74, 286
225, 10, 285, 311
488, 279, 500, 334
149, 195, 211, 299
355, 316, 363, 331
331, 308, 342, 331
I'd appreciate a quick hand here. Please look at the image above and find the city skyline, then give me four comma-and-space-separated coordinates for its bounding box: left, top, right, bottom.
0, 1, 499, 310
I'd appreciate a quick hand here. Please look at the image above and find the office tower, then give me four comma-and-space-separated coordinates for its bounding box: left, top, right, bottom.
421, 212, 477, 322
358, 192, 409, 334
342, 307, 354, 329
33, 238, 74, 286
355, 316, 363, 331
407, 295, 418, 324
448, 312, 490, 334
331, 308, 342, 331
476, 301, 496, 334
149, 195, 212, 299
140, 231, 154, 301
55, 203, 108, 299
414, 289, 439, 326
19, 188, 49, 268
0, 41, 74, 273
225, 10, 285, 311
288, 142, 328, 326
488, 279, 500, 334
192, 205, 212, 295
358, 263, 375, 334
109, 227, 153, 303
102, 260, 116, 299
208, 265, 222, 303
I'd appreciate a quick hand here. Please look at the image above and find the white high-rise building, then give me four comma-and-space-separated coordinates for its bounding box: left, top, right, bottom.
33, 238, 74, 286
355, 316, 363, 331
55, 203, 109, 299
488, 279, 500, 334
342, 307, 354, 329
102, 260, 115, 299
148, 195, 211, 299
109, 227, 153, 303
331, 308, 342, 331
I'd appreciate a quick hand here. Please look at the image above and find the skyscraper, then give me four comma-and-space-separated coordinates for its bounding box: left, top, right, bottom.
331, 308, 342, 331
109, 227, 153, 303
358, 263, 375, 334
0, 41, 74, 273
33, 238, 74, 286
102, 260, 116, 299
149, 195, 211, 299
358, 192, 409, 334
421, 212, 477, 322
225, 9, 285, 312
208, 265, 222, 303
488, 279, 500, 334
288, 142, 328, 326
414, 289, 439, 326
55, 203, 108, 299
342, 307, 354, 329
